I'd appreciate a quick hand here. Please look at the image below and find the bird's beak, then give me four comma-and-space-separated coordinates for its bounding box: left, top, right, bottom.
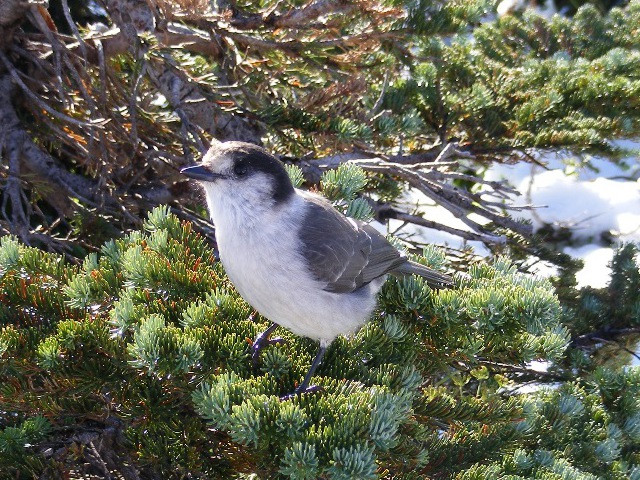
180, 165, 227, 182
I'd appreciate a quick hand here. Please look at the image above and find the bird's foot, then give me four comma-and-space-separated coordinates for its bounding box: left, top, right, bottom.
280, 384, 324, 402
251, 324, 285, 367
252, 336, 285, 365
279, 344, 328, 400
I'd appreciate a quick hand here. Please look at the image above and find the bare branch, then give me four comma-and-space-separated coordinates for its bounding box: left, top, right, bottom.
0, 51, 107, 129
293, 144, 532, 245
61, 0, 88, 61
372, 202, 507, 244
1, 140, 31, 239
226, 0, 362, 30
433, 142, 459, 163
0, 76, 129, 222
103, 0, 263, 144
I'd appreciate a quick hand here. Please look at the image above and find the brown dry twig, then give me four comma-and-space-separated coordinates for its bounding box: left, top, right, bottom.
0, 0, 531, 259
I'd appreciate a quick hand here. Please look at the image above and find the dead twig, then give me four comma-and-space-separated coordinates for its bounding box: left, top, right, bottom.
373, 203, 507, 244
0, 51, 107, 129
295, 144, 533, 246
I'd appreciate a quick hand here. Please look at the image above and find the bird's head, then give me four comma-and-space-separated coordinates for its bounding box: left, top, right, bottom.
181, 142, 295, 224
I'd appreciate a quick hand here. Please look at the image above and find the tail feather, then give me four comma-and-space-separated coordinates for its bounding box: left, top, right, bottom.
393, 260, 454, 289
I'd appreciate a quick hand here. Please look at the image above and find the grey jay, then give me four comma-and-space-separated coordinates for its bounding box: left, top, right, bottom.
181, 142, 452, 396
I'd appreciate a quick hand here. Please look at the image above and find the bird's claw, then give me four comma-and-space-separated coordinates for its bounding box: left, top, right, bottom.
280, 384, 324, 402
251, 332, 285, 366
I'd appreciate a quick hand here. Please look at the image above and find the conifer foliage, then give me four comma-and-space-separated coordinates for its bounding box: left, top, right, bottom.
1, 0, 640, 254
2, 165, 636, 478
1, 0, 640, 478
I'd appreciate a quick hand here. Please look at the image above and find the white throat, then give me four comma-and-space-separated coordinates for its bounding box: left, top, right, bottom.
202, 174, 280, 235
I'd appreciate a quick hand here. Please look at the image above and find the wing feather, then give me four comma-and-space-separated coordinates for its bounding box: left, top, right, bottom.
298, 196, 405, 293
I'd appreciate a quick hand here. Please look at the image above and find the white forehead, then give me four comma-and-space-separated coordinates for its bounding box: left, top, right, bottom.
201, 147, 234, 171
201, 141, 264, 171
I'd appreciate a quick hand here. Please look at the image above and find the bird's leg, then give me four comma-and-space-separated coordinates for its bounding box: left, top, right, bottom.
298, 344, 327, 393
251, 322, 284, 367
281, 344, 327, 400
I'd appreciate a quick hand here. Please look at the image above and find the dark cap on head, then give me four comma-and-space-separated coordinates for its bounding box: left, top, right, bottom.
183, 142, 295, 204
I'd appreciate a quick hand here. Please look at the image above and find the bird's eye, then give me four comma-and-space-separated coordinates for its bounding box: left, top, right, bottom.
234, 163, 248, 176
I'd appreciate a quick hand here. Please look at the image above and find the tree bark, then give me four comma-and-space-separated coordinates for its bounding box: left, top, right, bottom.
0, 76, 120, 238
103, 0, 263, 146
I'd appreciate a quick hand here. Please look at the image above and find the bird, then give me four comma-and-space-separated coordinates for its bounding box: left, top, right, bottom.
181, 141, 453, 397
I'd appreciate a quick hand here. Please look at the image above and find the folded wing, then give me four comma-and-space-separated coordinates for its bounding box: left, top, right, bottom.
298, 197, 409, 293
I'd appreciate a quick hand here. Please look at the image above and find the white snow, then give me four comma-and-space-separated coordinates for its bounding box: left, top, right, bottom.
486, 149, 640, 288
497, 0, 558, 19
391, 143, 640, 290
562, 245, 615, 289
509, 172, 640, 241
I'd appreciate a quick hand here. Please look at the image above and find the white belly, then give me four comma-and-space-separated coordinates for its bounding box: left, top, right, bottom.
216, 222, 378, 344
